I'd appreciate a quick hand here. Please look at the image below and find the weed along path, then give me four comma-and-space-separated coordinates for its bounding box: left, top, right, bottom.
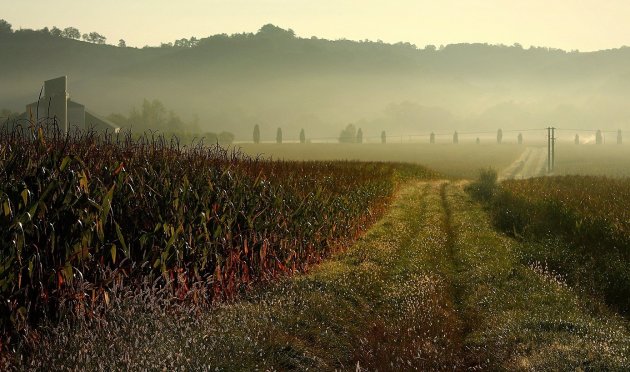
26, 181, 630, 370
500, 146, 548, 180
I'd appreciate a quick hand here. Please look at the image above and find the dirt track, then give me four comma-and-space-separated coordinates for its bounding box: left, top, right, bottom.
499, 146, 548, 180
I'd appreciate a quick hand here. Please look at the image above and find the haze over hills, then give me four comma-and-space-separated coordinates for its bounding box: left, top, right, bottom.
2, 23, 630, 141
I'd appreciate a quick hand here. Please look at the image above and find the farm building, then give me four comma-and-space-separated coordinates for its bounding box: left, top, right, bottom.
13, 76, 119, 133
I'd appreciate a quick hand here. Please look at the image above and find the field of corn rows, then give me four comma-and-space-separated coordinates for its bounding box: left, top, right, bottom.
0, 125, 437, 345
491, 176, 630, 313
496, 176, 630, 248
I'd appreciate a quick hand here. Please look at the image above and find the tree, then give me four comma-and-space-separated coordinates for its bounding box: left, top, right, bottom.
497, 128, 503, 144
430, 132, 435, 144
174, 38, 190, 48
218, 132, 235, 145
356, 128, 363, 144
90, 32, 106, 44
0, 19, 12, 33
476, 137, 480, 144
618, 129, 623, 145
574, 134, 580, 145
83, 32, 106, 44
381, 130, 386, 144
339, 124, 356, 143
517, 132, 523, 144
62, 27, 80, 40
258, 24, 295, 39
118, 39, 127, 48
453, 131, 459, 144
107, 113, 128, 127
173, 37, 199, 48
276, 127, 283, 144
51, 26, 62, 37
253, 124, 260, 144
596, 130, 603, 145
299, 128, 306, 144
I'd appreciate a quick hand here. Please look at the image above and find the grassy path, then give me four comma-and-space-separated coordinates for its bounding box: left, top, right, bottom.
499, 147, 547, 180
19, 181, 630, 370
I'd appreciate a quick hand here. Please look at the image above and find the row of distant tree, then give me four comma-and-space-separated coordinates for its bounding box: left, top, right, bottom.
0, 19, 110, 44
582, 130, 623, 145
0, 18, 201, 49
3, 19, 579, 54
253, 125, 625, 145
252, 124, 382, 144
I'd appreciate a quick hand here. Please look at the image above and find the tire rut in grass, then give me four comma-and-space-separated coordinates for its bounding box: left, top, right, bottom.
350, 181, 469, 370
438, 181, 484, 369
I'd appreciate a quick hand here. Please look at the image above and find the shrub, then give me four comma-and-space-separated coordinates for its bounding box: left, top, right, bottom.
465, 168, 497, 202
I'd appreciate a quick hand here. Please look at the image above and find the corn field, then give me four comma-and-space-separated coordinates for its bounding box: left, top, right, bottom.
491, 175, 630, 313
496, 176, 630, 250
0, 123, 437, 344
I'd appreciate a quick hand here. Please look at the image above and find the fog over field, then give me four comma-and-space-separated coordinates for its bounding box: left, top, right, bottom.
2, 23, 630, 141
3, 4, 630, 370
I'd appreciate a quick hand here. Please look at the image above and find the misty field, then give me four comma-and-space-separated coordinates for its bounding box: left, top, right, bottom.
237, 143, 525, 179
552, 143, 630, 177
237, 142, 630, 179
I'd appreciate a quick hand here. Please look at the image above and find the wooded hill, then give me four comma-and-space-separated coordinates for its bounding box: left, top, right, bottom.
2, 24, 630, 140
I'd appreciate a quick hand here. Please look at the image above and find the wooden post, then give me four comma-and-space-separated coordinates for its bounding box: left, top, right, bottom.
551, 127, 555, 171
547, 127, 551, 173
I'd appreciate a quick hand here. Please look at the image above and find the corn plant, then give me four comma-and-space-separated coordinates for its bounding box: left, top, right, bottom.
0, 122, 436, 345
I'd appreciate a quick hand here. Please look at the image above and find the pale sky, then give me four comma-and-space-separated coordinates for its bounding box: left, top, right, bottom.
3, 0, 630, 51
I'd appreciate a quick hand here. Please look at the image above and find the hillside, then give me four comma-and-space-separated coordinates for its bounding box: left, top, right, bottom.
2, 24, 630, 140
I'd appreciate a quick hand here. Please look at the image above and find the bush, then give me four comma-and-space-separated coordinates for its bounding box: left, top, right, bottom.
465, 168, 497, 202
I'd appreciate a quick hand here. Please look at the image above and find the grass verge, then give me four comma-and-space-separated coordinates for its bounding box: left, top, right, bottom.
449, 182, 630, 369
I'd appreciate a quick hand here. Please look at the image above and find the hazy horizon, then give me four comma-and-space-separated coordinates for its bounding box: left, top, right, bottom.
4, 0, 630, 52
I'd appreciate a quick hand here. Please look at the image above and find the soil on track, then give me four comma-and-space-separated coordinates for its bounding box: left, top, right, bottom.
500, 146, 548, 180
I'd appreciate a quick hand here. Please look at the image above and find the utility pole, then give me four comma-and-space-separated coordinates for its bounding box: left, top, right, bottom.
547, 127, 551, 173
551, 127, 555, 171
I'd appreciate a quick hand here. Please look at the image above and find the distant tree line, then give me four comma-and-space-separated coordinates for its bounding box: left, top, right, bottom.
0, 18, 200, 49
108, 99, 234, 143
106, 99, 204, 134
2, 18, 589, 56
0, 19, 110, 45
160, 37, 200, 48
